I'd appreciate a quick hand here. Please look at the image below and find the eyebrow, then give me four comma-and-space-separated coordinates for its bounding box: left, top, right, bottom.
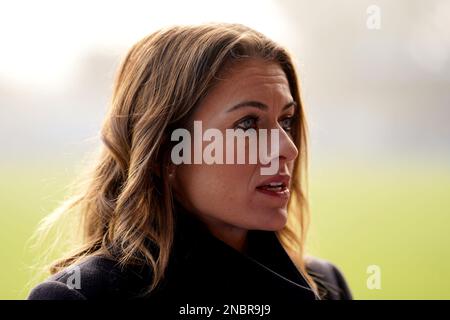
226, 100, 297, 113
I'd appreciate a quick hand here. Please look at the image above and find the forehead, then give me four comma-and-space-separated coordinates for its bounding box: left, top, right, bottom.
194, 59, 292, 119
216, 59, 291, 96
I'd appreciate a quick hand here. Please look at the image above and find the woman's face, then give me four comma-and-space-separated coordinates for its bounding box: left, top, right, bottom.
172, 58, 299, 237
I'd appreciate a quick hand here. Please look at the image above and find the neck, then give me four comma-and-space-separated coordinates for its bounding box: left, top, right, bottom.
199, 216, 249, 253
173, 200, 249, 253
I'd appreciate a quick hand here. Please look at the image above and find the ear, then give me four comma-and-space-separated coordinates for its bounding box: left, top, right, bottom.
167, 162, 176, 180
159, 151, 176, 181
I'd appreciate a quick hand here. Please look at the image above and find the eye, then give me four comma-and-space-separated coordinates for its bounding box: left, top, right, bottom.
235, 116, 258, 131
279, 116, 294, 132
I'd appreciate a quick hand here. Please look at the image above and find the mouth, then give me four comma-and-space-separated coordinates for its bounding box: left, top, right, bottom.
256, 175, 290, 199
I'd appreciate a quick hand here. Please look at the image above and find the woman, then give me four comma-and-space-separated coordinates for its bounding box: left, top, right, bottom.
28, 23, 352, 306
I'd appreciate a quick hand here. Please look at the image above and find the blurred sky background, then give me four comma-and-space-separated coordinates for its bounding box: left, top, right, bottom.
1, 0, 449, 299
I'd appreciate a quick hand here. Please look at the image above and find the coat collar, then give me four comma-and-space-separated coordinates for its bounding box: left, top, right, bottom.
156, 201, 318, 302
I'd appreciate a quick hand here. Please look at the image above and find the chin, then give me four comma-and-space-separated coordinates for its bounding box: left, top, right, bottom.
256, 207, 288, 231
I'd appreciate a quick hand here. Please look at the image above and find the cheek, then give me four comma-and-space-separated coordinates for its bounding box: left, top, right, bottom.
176, 163, 254, 214
287, 160, 295, 174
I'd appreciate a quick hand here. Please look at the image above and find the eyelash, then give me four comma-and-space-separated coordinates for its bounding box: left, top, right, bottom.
234, 115, 295, 132
235, 115, 259, 131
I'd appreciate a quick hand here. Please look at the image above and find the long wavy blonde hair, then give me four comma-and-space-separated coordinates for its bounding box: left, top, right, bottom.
34, 23, 317, 296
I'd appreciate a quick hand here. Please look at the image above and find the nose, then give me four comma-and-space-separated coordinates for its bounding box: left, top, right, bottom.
257, 124, 299, 175
278, 126, 299, 165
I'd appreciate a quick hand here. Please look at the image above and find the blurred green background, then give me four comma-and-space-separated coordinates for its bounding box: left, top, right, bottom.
2, 158, 449, 299
1, 0, 450, 299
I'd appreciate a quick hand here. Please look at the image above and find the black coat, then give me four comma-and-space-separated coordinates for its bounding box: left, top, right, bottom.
28, 203, 352, 308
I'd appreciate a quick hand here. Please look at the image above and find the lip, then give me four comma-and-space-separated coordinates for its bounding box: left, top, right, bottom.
256, 174, 291, 189
255, 174, 291, 200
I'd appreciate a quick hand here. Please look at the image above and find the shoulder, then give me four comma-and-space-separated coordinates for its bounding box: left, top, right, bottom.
27, 255, 150, 300
305, 256, 353, 300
